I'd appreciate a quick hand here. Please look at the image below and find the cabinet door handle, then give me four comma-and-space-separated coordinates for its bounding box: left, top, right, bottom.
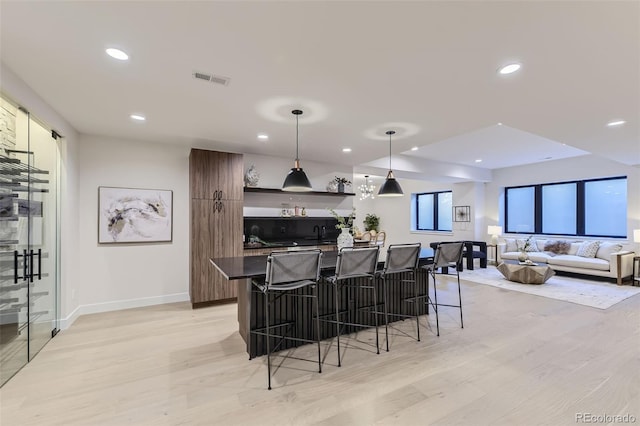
37, 249, 42, 280
29, 249, 34, 282
219, 190, 223, 199
213, 190, 219, 200
22, 249, 28, 282
218, 201, 224, 212
14, 250, 18, 284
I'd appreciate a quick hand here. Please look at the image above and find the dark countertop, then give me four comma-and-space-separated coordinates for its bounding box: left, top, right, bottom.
243, 238, 337, 250
211, 248, 435, 280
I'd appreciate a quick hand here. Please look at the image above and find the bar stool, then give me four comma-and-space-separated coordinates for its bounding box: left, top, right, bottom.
322, 246, 380, 366
423, 242, 465, 336
378, 243, 422, 351
250, 249, 323, 390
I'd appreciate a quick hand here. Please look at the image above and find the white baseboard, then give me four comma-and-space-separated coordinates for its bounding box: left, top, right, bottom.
59, 293, 190, 330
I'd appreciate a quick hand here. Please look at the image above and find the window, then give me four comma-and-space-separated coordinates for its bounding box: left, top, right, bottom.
416, 191, 452, 231
585, 178, 627, 237
506, 186, 535, 233
505, 176, 627, 238
542, 183, 576, 235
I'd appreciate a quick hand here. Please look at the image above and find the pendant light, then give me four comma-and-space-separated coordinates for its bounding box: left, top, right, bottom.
282, 109, 313, 191
377, 130, 404, 197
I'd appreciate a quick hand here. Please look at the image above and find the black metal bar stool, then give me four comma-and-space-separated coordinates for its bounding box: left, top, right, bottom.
322, 246, 380, 366
250, 249, 323, 390
378, 243, 422, 351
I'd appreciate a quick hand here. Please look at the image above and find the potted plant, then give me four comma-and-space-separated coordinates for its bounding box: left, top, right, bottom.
333, 176, 352, 193
363, 213, 380, 236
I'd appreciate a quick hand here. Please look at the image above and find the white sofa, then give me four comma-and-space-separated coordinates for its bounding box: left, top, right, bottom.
499, 238, 635, 285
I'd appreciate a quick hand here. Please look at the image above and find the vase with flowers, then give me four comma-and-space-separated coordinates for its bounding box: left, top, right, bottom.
328, 207, 356, 250
333, 177, 352, 193
518, 236, 533, 262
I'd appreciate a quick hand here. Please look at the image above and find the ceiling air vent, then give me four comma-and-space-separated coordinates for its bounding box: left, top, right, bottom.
192, 71, 230, 86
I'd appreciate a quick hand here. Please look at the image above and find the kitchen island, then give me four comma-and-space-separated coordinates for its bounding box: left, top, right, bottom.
211, 249, 434, 358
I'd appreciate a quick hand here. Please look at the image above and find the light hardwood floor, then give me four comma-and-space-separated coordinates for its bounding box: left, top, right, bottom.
1, 275, 639, 426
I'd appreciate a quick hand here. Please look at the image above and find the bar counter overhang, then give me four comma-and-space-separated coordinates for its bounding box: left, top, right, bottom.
211, 249, 435, 358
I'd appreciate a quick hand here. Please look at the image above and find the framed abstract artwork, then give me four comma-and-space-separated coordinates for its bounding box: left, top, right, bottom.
98, 186, 173, 243
453, 205, 471, 222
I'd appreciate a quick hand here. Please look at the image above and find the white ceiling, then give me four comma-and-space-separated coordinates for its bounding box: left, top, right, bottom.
1, 1, 638, 178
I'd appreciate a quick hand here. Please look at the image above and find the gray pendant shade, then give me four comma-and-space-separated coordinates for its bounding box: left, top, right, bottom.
282, 109, 313, 192
378, 170, 404, 197
377, 130, 404, 197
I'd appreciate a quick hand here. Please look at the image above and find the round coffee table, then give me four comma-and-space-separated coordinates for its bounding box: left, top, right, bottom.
496, 260, 555, 284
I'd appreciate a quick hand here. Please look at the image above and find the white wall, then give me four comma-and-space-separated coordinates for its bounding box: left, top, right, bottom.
485, 154, 640, 246
354, 178, 485, 255
1, 62, 81, 327
76, 135, 190, 316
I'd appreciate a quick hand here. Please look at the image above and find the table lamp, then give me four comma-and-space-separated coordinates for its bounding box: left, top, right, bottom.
488, 225, 503, 245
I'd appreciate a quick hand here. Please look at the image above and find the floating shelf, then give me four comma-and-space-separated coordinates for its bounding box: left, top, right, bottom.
244, 187, 355, 197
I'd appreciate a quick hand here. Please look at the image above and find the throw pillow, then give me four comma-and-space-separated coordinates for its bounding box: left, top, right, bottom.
544, 240, 571, 255
576, 240, 600, 258
516, 238, 539, 252
595, 242, 623, 261
505, 238, 517, 252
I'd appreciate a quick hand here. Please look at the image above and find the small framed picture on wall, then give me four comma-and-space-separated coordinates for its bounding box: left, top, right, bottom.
453, 205, 471, 222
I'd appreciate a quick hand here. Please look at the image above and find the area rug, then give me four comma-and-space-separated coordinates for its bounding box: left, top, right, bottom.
458, 267, 640, 309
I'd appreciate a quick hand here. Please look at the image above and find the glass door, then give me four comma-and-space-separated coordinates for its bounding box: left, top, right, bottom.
24, 111, 58, 360
0, 99, 29, 385
0, 95, 59, 386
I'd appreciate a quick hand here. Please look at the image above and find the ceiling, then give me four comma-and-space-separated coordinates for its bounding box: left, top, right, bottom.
1, 1, 638, 179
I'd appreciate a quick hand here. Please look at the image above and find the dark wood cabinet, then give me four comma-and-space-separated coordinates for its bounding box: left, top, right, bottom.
189, 149, 243, 306
190, 149, 244, 201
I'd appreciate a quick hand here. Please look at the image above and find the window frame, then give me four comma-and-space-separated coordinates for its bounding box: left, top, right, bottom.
415, 190, 453, 232
504, 176, 627, 238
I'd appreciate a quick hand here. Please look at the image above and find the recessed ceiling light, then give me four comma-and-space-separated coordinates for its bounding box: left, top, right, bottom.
106, 48, 129, 61
475, 159, 482, 163
497, 122, 503, 126
342, 148, 352, 153
498, 63, 521, 75
130, 114, 146, 121
411, 146, 418, 151
607, 120, 626, 127
257, 134, 269, 140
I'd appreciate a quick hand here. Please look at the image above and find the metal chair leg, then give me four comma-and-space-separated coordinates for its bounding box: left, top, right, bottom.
457, 271, 464, 328
371, 277, 380, 354
334, 282, 341, 367
383, 278, 389, 352
314, 285, 322, 373
414, 271, 420, 342
265, 291, 271, 390
432, 272, 440, 337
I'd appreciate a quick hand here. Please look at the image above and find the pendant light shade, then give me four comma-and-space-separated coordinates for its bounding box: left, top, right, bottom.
377, 130, 404, 197
283, 109, 313, 192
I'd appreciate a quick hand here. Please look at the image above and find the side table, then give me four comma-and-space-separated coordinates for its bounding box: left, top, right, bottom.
487, 244, 498, 265
633, 256, 640, 286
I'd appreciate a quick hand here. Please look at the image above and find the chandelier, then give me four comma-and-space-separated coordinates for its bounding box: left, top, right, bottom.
359, 175, 376, 200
